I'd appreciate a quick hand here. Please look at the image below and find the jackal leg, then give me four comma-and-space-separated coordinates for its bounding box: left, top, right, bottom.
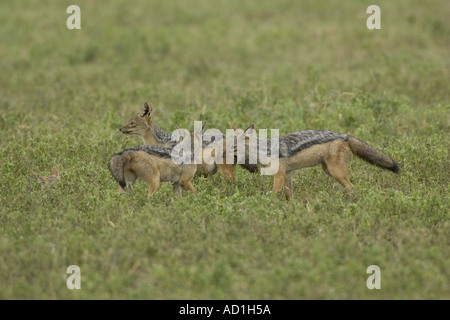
272, 169, 286, 194
217, 163, 235, 184
146, 181, 160, 199
173, 183, 182, 198
321, 162, 330, 176
324, 158, 353, 198
140, 172, 160, 199
283, 172, 293, 201
181, 180, 197, 194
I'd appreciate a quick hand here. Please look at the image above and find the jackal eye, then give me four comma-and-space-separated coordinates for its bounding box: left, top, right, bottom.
129, 122, 135, 126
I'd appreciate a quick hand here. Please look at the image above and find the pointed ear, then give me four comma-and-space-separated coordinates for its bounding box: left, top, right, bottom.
229, 122, 238, 130
244, 123, 255, 132
140, 102, 153, 118
195, 124, 204, 139
174, 123, 184, 137
51, 166, 59, 177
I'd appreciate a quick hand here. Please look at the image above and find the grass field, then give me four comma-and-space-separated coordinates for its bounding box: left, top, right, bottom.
0, 0, 448, 299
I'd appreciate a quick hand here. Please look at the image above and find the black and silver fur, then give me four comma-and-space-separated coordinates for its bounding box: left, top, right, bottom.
255, 130, 348, 157
152, 121, 174, 145
279, 130, 349, 157
115, 145, 173, 159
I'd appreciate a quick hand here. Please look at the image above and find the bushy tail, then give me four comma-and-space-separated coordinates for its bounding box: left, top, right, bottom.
348, 137, 400, 173
108, 151, 134, 188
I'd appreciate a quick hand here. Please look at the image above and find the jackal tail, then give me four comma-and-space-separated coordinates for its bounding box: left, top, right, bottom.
108, 151, 135, 189
348, 137, 400, 173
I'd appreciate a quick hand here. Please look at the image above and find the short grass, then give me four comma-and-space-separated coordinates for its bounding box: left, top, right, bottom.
0, 0, 448, 299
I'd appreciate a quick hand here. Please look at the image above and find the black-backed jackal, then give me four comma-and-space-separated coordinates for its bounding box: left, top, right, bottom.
230, 123, 400, 200
119, 102, 257, 184
108, 127, 199, 198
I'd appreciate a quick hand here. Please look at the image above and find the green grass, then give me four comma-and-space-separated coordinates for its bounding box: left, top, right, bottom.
0, 0, 449, 299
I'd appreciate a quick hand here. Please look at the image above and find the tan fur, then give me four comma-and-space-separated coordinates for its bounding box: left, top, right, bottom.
197, 139, 236, 184
120, 102, 174, 148
121, 102, 237, 184
232, 124, 399, 201
121, 151, 197, 198
112, 128, 198, 198
266, 140, 356, 200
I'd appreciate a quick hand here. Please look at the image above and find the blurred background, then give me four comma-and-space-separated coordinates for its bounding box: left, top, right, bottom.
1, 0, 448, 124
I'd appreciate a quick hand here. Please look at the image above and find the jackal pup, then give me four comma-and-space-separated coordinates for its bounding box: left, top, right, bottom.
230, 123, 400, 200
108, 127, 200, 198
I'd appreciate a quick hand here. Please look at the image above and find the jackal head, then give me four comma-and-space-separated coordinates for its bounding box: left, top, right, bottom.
175, 122, 204, 146
228, 122, 260, 172
119, 102, 154, 135
229, 122, 255, 155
